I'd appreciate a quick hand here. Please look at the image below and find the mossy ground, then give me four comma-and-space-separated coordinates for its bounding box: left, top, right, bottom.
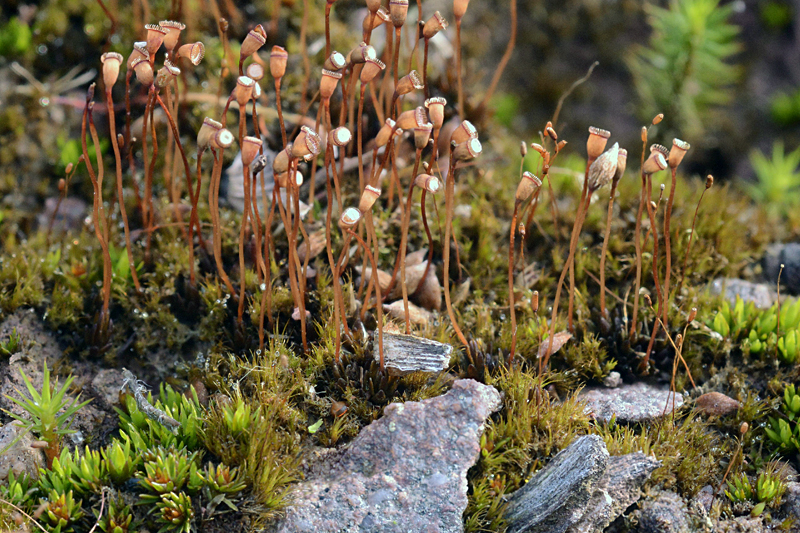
1, 0, 800, 531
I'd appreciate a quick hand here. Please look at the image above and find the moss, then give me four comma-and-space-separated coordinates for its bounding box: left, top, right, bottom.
601, 411, 729, 496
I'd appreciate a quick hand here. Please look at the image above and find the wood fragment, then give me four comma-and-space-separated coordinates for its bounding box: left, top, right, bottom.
375, 330, 453, 376
120, 368, 180, 433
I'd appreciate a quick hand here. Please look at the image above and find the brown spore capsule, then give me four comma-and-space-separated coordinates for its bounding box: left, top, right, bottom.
241, 24, 267, 60
177, 42, 205, 65
586, 126, 611, 160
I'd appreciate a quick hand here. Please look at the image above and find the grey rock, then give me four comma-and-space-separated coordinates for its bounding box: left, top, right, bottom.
637, 490, 691, 533
781, 481, 800, 522
710, 278, 775, 309
691, 485, 714, 514
714, 516, 771, 533
603, 371, 622, 388
376, 331, 453, 376
764, 243, 800, 294
0, 422, 46, 481
567, 452, 661, 533
36, 197, 88, 233
580, 382, 684, 423
91, 369, 124, 408
267, 379, 501, 533
504, 435, 609, 533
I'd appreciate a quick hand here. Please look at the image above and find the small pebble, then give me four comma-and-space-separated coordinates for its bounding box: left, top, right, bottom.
695, 391, 741, 417
603, 371, 622, 388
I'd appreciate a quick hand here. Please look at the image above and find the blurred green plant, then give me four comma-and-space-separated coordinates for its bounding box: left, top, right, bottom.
746, 142, 800, 216
627, 0, 741, 140
760, 1, 793, 30
770, 89, 800, 126
0, 18, 32, 57
755, 470, 784, 505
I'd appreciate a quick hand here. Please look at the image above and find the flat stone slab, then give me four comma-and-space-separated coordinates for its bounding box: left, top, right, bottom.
580, 382, 683, 423
267, 379, 501, 533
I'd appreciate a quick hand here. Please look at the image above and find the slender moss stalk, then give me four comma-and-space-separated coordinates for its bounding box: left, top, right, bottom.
507, 201, 522, 365
82, 89, 112, 329
141, 88, 155, 262
599, 179, 620, 319
275, 175, 304, 335
106, 87, 141, 293
399, 160, 425, 331
385, 146, 423, 303
456, 20, 464, 118
544, 193, 591, 369
250, 98, 273, 343
209, 149, 236, 296
392, 28, 401, 108
348, 228, 385, 370
235, 105, 251, 324
444, 156, 470, 350
324, 111, 345, 362
290, 167, 310, 353
324, 3, 332, 58
422, 40, 430, 99
475, 0, 516, 116
677, 175, 712, 295
275, 77, 287, 147
567, 142, 593, 332
357, 84, 368, 192
123, 70, 142, 209
630, 134, 648, 339
662, 167, 677, 329
298, 0, 311, 114
643, 173, 665, 371
155, 93, 201, 286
